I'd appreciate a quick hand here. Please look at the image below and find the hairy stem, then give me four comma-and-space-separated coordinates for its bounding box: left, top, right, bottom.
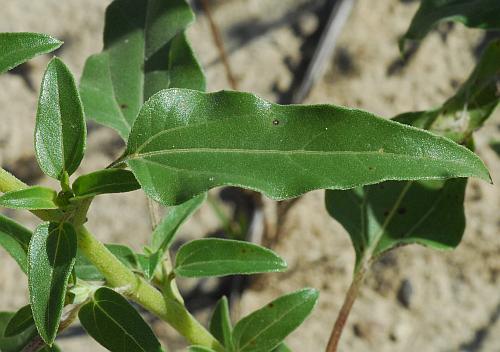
0, 166, 223, 351
325, 267, 366, 352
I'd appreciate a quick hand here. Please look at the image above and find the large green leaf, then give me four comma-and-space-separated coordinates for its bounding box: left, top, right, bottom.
75, 244, 138, 281
35, 57, 86, 180
209, 296, 233, 350
0, 214, 32, 273
400, 0, 500, 51
124, 88, 489, 206
72, 169, 140, 199
143, 192, 206, 279
174, 238, 287, 278
0, 186, 58, 210
78, 287, 163, 352
80, 0, 205, 140
0, 32, 62, 74
28, 222, 77, 344
0, 312, 37, 352
325, 40, 499, 269
4, 305, 34, 338
232, 289, 318, 352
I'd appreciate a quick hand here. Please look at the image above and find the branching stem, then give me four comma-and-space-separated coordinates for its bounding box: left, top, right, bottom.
0, 166, 224, 351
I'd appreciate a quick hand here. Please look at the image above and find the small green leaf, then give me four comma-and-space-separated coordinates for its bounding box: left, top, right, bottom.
0, 214, 32, 273
0, 186, 58, 210
4, 305, 34, 338
72, 169, 140, 198
144, 193, 206, 279
174, 238, 287, 278
209, 296, 233, 349
35, 57, 86, 180
400, 0, 500, 51
80, 0, 204, 140
78, 287, 163, 352
75, 244, 138, 281
0, 32, 62, 74
188, 347, 217, 352
28, 222, 77, 344
124, 89, 489, 206
0, 312, 37, 352
232, 289, 318, 352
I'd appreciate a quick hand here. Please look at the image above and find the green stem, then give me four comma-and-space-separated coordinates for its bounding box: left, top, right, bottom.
0, 166, 223, 351
77, 227, 223, 350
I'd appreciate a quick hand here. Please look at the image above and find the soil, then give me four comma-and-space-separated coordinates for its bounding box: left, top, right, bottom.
0, 0, 499, 351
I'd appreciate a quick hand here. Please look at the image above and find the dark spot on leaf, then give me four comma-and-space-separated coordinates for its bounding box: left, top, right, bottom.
383, 210, 389, 217
120, 104, 128, 109
268, 303, 275, 308
241, 249, 247, 254
368, 166, 374, 171
273, 119, 280, 125
397, 207, 406, 215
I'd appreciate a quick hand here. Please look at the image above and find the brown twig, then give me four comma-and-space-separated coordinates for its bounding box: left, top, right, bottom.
200, 0, 238, 90
325, 267, 366, 352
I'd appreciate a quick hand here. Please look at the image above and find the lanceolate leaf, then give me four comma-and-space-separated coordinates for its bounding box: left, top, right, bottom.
400, 0, 500, 51
232, 289, 319, 352
209, 296, 233, 349
0, 186, 58, 210
124, 89, 489, 206
80, 0, 205, 140
0, 312, 37, 352
74, 244, 138, 281
174, 238, 287, 278
144, 193, 206, 279
72, 169, 140, 199
4, 305, 34, 337
35, 57, 86, 180
28, 222, 77, 344
78, 287, 163, 352
0, 214, 32, 273
325, 41, 499, 269
0, 32, 62, 74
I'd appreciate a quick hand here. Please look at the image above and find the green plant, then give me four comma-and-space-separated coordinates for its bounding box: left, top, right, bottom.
0, 1, 497, 352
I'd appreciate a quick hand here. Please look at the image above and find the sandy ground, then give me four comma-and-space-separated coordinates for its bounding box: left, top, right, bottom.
1, 0, 499, 351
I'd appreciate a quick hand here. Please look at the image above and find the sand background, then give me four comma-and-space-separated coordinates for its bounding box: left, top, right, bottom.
0, 0, 499, 351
